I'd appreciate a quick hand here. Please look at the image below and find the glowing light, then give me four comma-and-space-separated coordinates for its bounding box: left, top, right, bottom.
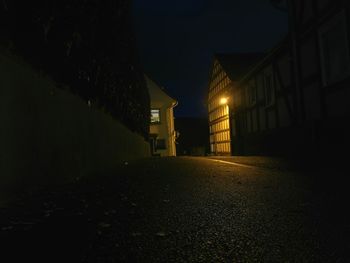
220, 97, 228, 105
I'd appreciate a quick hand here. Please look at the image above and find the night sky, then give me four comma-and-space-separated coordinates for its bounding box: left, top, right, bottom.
132, 0, 288, 118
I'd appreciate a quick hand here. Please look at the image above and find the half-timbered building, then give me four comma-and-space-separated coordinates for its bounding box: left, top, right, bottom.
287, 0, 350, 157
207, 54, 263, 155
229, 39, 298, 156
208, 0, 350, 157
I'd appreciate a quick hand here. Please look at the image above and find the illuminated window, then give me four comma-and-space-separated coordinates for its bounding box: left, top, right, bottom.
151, 109, 160, 124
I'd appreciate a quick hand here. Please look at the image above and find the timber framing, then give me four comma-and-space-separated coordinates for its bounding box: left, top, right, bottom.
207, 0, 350, 157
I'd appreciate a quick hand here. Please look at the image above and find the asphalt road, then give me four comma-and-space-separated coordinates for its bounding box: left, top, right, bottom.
1, 157, 349, 262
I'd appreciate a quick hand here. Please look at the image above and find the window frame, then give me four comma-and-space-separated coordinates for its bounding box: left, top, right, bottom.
247, 81, 257, 106
263, 72, 275, 108
318, 9, 350, 86
150, 108, 161, 124
156, 139, 167, 150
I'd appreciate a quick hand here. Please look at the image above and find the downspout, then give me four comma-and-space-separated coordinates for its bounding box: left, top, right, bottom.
170, 100, 178, 156
287, 0, 302, 125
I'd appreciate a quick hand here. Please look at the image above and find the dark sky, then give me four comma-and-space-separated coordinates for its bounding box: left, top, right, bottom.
132, 0, 288, 118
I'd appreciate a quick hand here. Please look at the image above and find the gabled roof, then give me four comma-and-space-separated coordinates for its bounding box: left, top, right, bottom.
214, 53, 265, 81
145, 74, 177, 107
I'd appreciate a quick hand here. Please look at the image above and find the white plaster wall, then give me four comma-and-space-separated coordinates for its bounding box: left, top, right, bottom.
146, 76, 176, 157
149, 104, 173, 156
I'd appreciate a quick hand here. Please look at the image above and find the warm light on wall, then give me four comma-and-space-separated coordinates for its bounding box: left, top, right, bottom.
220, 97, 228, 105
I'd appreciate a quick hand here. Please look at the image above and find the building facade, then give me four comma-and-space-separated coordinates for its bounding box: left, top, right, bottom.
208, 0, 350, 157
146, 75, 177, 157
230, 40, 297, 156
207, 54, 263, 155
287, 0, 350, 157
208, 59, 232, 155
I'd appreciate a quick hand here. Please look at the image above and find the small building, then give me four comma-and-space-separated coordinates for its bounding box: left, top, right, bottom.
146, 75, 177, 156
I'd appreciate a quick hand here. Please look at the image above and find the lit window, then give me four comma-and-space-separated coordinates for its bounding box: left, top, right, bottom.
150, 109, 160, 124
319, 10, 350, 86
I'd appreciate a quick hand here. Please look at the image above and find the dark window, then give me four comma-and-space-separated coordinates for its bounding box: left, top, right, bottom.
264, 74, 274, 107
319, 10, 350, 85
247, 84, 257, 106
156, 139, 166, 150
150, 109, 160, 124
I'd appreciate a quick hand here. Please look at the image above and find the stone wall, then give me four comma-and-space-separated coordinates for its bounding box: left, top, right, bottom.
0, 50, 150, 204
0, 0, 150, 138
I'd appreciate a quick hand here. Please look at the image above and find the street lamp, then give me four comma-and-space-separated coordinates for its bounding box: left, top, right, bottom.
220, 97, 228, 105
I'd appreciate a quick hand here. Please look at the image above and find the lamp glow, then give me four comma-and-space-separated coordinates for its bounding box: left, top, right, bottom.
220, 97, 228, 105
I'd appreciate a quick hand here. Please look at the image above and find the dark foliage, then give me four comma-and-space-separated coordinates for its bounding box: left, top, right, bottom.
0, 0, 149, 138
175, 117, 210, 156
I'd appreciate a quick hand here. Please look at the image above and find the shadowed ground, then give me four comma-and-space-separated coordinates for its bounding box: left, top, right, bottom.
0, 157, 349, 262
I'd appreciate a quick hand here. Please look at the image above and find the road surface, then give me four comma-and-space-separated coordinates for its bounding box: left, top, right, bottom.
1, 157, 349, 262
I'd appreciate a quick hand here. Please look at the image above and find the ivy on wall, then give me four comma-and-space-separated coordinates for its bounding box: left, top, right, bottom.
0, 0, 150, 139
